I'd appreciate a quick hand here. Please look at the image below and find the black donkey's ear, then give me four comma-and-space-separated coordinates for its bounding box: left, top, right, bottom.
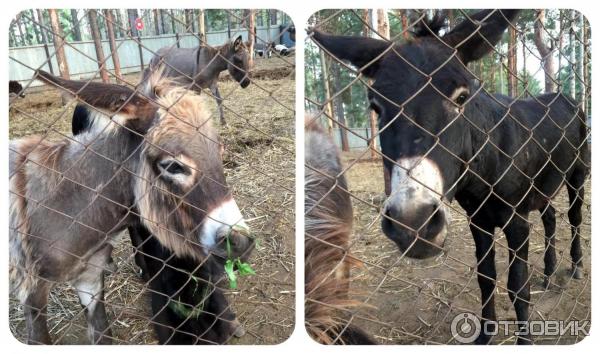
442, 9, 520, 64
310, 29, 392, 78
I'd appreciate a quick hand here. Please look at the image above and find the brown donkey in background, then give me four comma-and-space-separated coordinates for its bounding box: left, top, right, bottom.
9, 70, 253, 344
142, 35, 251, 125
305, 119, 374, 344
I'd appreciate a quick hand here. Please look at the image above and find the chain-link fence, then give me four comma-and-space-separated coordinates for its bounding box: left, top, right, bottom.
305, 9, 590, 345
9, 8, 295, 345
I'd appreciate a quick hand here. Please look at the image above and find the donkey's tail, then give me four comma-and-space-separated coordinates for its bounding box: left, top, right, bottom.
304, 118, 376, 345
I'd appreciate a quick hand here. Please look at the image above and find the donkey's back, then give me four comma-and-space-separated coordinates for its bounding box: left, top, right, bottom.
484, 91, 589, 203
305, 119, 374, 344
148, 46, 201, 85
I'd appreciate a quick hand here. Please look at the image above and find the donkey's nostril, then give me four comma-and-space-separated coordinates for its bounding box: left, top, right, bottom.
384, 203, 401, 221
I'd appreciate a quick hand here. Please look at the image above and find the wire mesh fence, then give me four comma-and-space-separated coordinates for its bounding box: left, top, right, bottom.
305, 9, 590, 345
9, 8, 295, 345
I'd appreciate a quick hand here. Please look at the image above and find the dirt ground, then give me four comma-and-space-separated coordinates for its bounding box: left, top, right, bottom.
340, 153, 591, 345
8, 55, 295, 345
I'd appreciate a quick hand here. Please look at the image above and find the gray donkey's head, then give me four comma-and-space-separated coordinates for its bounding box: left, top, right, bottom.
222, 35, 251, 88
36, 70, 254, 263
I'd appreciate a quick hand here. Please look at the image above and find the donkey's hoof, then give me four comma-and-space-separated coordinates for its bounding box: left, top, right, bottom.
232, 320, 246, 338
543, 276, 551, 289
572, 267, 584, 279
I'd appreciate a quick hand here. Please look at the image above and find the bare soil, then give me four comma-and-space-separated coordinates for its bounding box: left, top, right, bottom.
340, 154, 591, 345
8, 56, 295, 345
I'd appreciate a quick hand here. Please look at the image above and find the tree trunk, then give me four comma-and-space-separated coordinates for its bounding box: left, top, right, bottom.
29, 10, 42, 44
569, 11, 576, 96
534, 10, 556, 93
507, 25, 517, 97
153, 9, 160, 35
400, 10, 410, 40
184, 9, 191, 31
36, 10, 48, 44
36, 10, 54, 73
368, 9, 390, 159
576, 13, 584, 102
332, 64, 350, 151
15, 15, 26, 46
583, 18, 590, 114
88, 10, 109, 83
189, 10, 197, 32
170, 10, 177, 34
104, 10, 122, 83
115, 10, 124, 38
159, 10, 167, 35
266, 10, 272, 43
319, 50, 334, 135
522, 34, 528, 96
248, 10, 256, 67
48, 9, 70, 103
489, 57, 496, 93
558, 10, 563, 77
362, 10, 370, 36
198, 10, 206, 44
69, 9, 81, 41
226, 11, 232, 39
447, 9, 455, 28
48, 9, 69, 80
376, 9, 390, 39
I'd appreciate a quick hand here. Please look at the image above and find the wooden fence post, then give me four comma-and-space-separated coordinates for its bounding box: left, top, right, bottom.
36, 9, 54, 74
198, 10, 206, 44
104, 10, 122, 83
89, 10, 110, 83
48, 9, 70, 80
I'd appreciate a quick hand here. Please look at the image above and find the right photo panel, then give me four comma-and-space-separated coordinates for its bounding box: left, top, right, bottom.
305, 9, 591, 345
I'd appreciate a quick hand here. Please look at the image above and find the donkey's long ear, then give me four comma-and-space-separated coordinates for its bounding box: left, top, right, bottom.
233, 35, 243, 51
310, 29, 391, 78
443, 10, 519, 64
36, 70, 155, 119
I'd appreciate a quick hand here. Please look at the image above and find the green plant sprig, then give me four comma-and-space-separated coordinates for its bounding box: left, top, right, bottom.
223, 225, 256, 289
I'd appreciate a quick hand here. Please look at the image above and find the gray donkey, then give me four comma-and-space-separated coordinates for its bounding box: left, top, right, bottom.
9, 70, 254, 344
143, 35, 251, 125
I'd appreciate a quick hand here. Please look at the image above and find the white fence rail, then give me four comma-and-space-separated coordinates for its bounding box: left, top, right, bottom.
9, 25, 282, 86
331, 127, 380, 151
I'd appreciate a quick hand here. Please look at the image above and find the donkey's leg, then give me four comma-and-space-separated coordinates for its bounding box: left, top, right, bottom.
208, 287, 245, 342
24, 280, 53, 344
567, 169, 586, 279
504, 215, 532, 345
469, 219, 497, 345
73, 248, 113, 344
210, 83, 226, 125
540, 204, 556, 288
128, 225, 151, 280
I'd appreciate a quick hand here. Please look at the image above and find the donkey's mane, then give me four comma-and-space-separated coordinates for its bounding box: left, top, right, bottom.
154, 83, 213, 133
305, 120, 370, 344
410, 11, 448, 38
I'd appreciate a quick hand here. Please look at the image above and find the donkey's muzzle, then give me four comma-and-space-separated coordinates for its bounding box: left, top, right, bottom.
381, 197, 447, 259
239, 77, 250, 88
215, 226, 255, 262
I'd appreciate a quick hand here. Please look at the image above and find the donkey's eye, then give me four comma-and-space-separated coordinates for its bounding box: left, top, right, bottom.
455, 93, 468, 106
158, 160, 188, 175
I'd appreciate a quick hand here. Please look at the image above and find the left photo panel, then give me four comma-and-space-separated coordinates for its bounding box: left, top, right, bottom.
8, 9, 295, 344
